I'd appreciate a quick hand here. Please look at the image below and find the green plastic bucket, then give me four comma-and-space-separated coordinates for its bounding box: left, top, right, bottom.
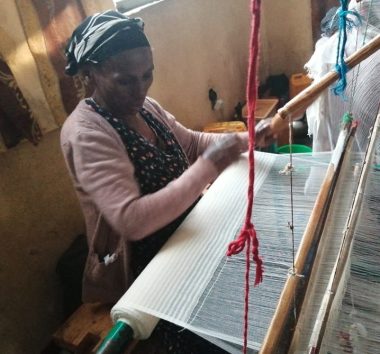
277, 144, 312, 154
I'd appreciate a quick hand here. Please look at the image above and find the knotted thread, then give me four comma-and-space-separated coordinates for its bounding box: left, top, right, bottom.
226, 0, 262, 352
342, 111, 354, 125
227, 221, 263, 285
333, 1, 362, 96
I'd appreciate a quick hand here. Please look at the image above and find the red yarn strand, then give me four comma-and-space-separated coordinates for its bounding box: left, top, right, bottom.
226, 0, 262, 352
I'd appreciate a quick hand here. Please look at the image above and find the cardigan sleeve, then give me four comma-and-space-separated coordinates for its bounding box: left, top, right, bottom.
144, 97, 230, 163
63, 119, 219, 241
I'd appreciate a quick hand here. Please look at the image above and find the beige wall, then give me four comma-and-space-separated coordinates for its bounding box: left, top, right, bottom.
260, 0, 313, 79
132, 0, 313, 123
0, 0, 313, 352
131, 0, 251, 129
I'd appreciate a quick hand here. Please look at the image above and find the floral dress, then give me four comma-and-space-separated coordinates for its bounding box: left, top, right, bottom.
86, 98, 227, 354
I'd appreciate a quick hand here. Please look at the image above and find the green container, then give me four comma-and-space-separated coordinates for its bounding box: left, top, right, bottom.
277, 144, 312, 154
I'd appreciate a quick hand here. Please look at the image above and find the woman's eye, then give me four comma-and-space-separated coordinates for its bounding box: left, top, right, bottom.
118, 79, 133, 86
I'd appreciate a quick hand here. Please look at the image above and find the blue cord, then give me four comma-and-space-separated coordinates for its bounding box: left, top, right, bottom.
333, 1, 362, 97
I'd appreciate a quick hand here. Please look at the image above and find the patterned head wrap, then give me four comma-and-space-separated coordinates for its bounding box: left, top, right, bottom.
65, 10, 150, 76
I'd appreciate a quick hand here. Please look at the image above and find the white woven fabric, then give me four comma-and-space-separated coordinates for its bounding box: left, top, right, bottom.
112, 151, 276, 340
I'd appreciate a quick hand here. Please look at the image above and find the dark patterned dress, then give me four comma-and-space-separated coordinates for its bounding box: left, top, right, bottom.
86, 98, 227, 354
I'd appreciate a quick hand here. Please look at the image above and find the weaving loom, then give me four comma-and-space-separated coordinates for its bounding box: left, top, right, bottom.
94, 4, 380, 353
94, 42, 380, 354
102, 111, 380, 354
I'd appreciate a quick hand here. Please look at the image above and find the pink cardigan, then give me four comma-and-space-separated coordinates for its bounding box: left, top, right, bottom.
61, 97, 223, 303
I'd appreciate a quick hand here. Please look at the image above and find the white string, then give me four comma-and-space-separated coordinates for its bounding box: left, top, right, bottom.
349, 0, 374, 114
320, 128, 380, 353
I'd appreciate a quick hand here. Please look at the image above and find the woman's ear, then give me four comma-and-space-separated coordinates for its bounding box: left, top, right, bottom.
80, 63, 95, 85
81, 70, 91, 85
84, 76, 90, 86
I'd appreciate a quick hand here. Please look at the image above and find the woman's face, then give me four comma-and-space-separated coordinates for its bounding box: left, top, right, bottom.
90, 47, 154, 118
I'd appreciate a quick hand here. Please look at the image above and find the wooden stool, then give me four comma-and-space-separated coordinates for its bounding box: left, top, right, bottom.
51, 303, 113, 353
45, 303, 159, 354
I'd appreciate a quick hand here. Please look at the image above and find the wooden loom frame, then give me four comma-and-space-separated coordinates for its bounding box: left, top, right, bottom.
260, 34, 380, 354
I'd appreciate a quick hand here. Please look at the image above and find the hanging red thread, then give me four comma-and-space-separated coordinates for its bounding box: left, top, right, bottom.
226, 0, 262, 352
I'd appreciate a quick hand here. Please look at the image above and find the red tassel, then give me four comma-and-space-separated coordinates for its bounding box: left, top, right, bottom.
226, 0, 262, 352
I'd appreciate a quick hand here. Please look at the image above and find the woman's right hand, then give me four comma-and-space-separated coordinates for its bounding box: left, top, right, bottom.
202, 134, 243, 173
255, 117, 276, 148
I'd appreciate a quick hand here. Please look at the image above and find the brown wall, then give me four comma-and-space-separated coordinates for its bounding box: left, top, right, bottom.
0, 130, 84, 353
311, 0, 340, 42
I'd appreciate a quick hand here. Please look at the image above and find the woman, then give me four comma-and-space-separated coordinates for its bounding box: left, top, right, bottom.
61, 10, 272, 353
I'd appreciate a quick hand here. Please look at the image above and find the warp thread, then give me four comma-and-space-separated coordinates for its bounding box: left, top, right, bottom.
333, 0, 362, 96
226, 0, 262, 352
